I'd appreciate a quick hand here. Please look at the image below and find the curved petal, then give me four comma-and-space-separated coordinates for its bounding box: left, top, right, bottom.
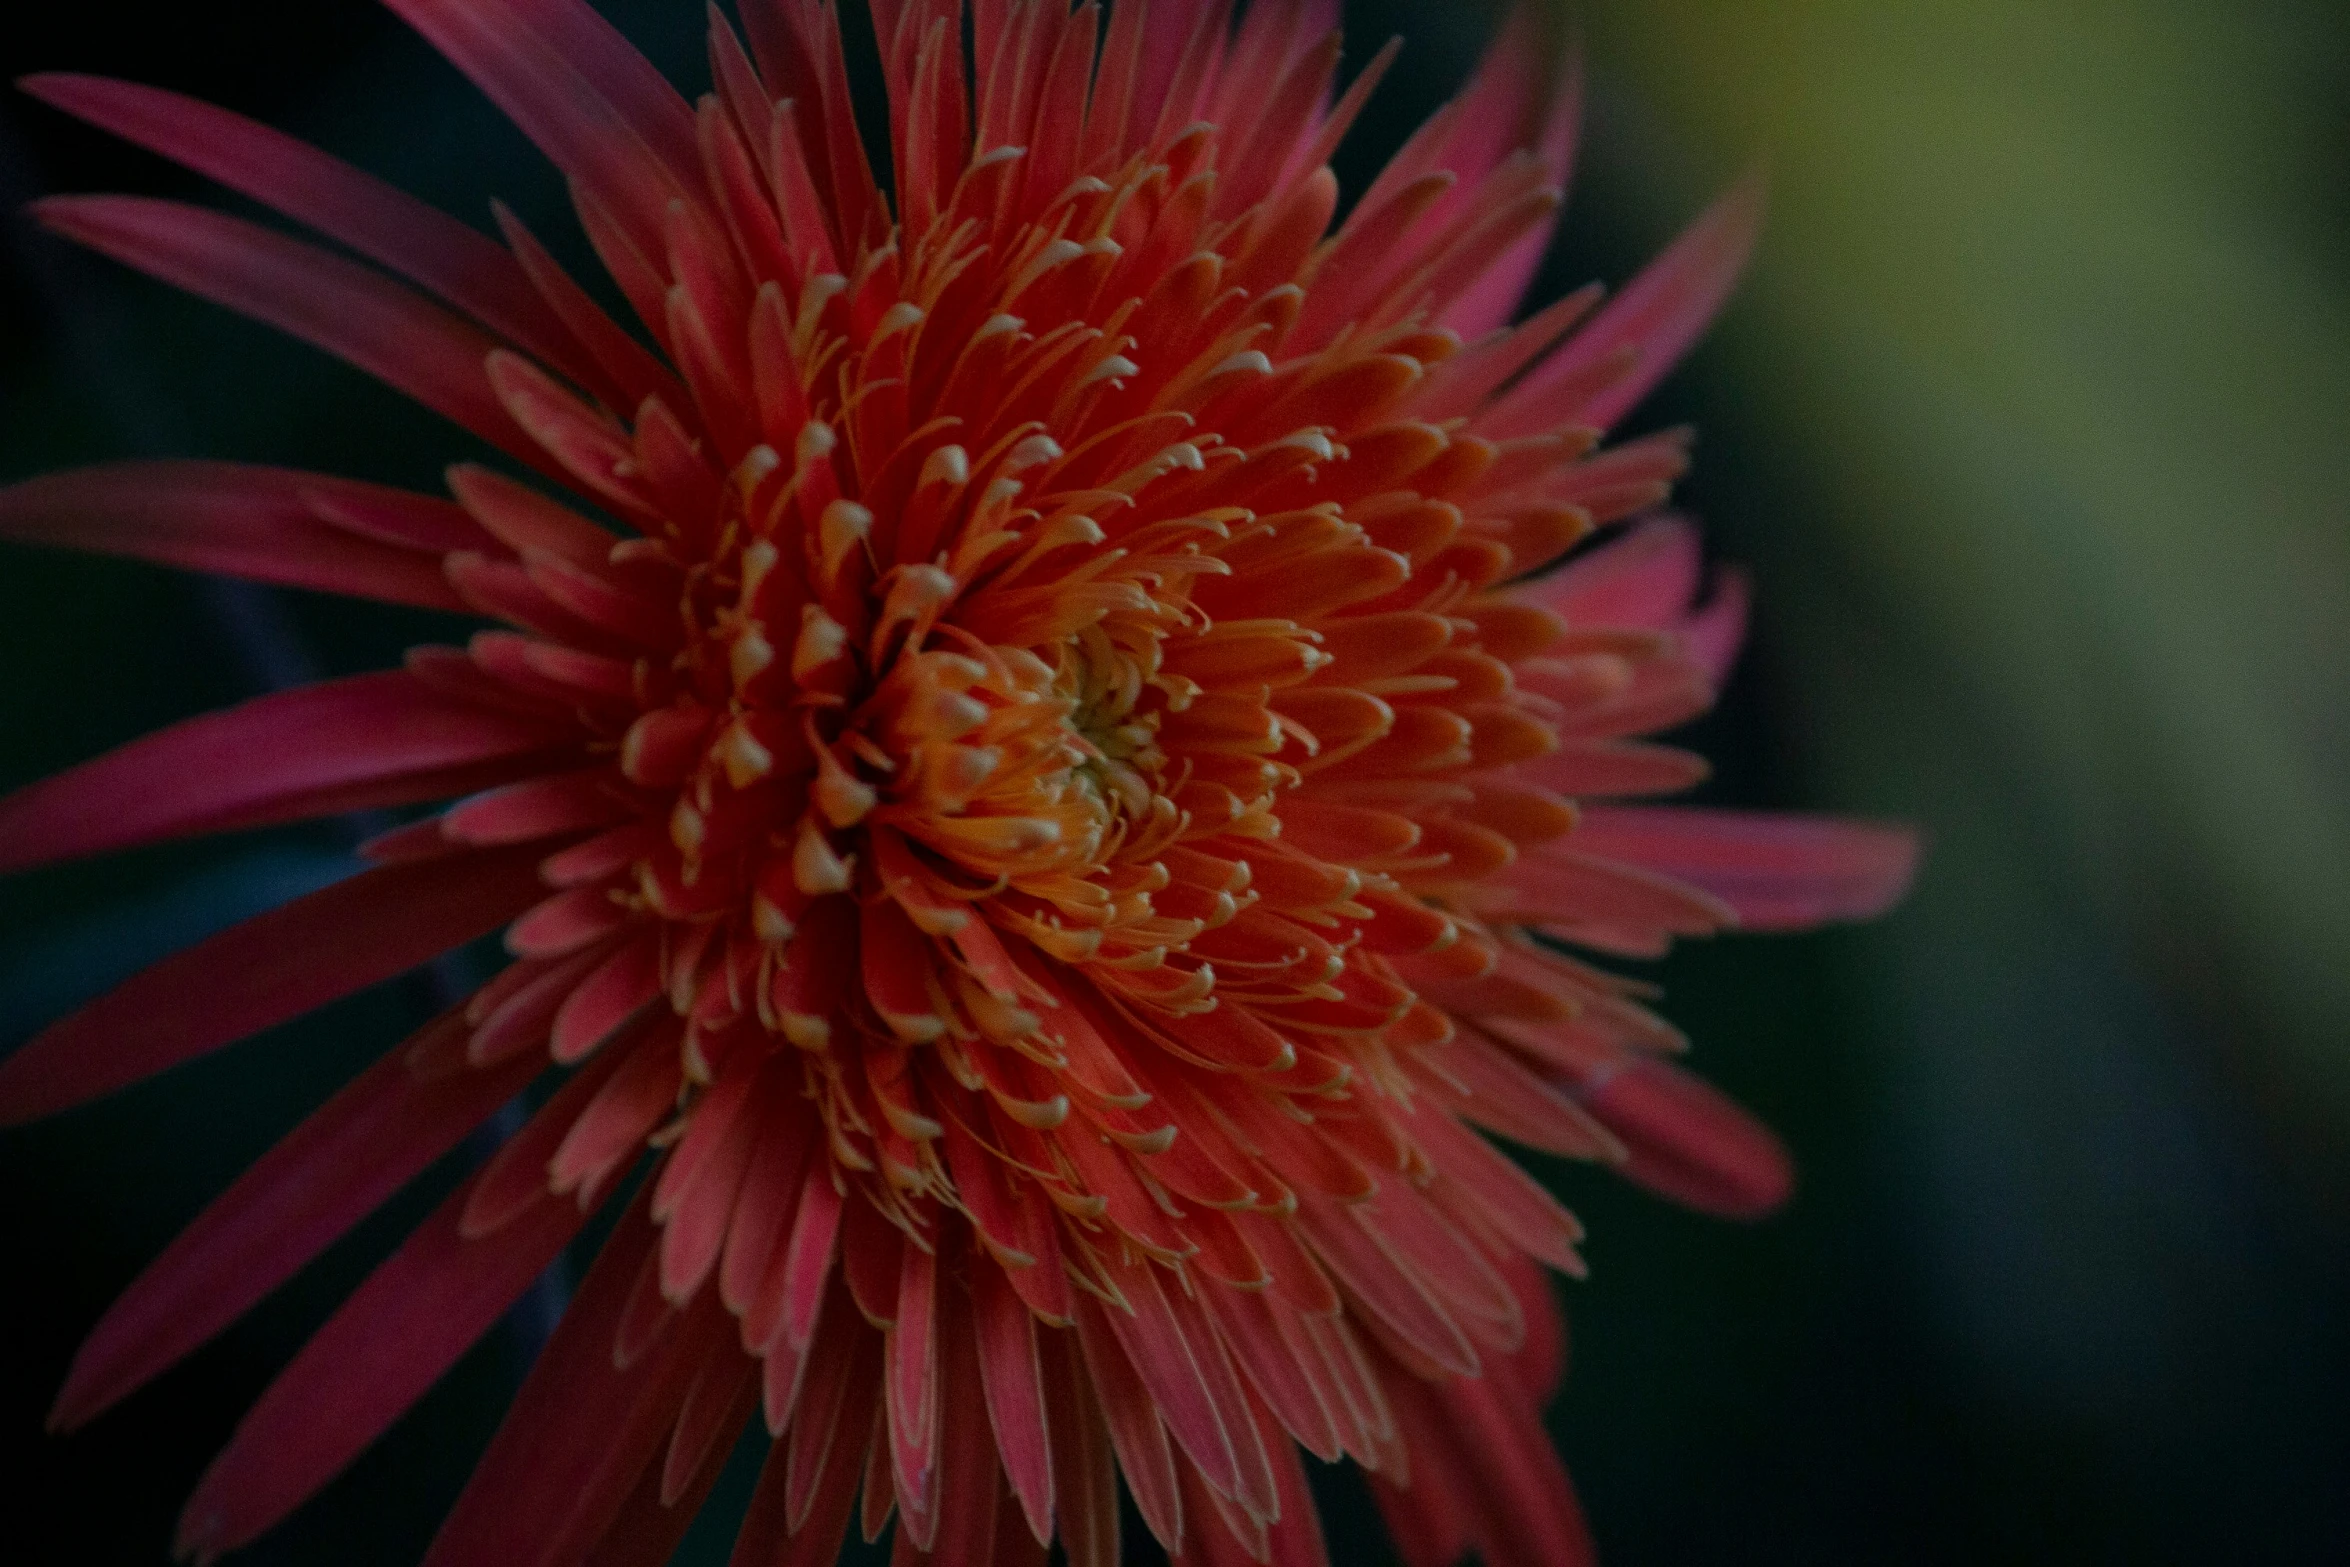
0, 462, 483, 611
174, 1165, 592, 1560
50, 1010, 546, 1429
1489, 171, 1766, 437
1579, 1055, 1795, 1218
20, 74, 591, 381
0, 669, 573, 876
1522, 514, 1704, 630
0, 846, 548, 1123
35, 195, 563, 479
1572, 805, 1922, 930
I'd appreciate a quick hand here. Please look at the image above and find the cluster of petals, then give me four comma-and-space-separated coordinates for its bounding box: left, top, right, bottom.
0, 2, 1916, 1565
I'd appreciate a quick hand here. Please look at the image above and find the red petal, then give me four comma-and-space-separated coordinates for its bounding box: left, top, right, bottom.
422, 1193, 731, 1567
36, 195, 557, 474
584, 1359, 750, 1567
0, 846, 547, 1123
174, 1166, 588, 1558
1580, 1055, 1795, 1218
380, 0, 700, 256
1038, 1319, 1123, 1567
970, 1258, 1054, 1544
730, 1309, 875, 1565
1294, 1199, 1479, 1379
1378, 1365, 1596, 1567
461, 1033, 635, 1237
0, 462, 475, 610
1070, 1290, 1184, 1550
1497, 171, 1764, 435
1204, 1286, 1343, 1463
552, 931, 663, 1063
720, 1097, 817, 1323
1570, 805, 1921, 930
20, 74, 586, 377
886, 1240, 942, 1540
0, 669, 567, 876
924, 1278, 1006, 1565
51, 1010, 541, 1429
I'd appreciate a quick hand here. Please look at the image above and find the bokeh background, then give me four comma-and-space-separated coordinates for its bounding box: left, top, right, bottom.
2, 1, 2345, 1561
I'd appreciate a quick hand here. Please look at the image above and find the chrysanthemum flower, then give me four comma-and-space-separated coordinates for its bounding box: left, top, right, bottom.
1, 3, 1916, 1563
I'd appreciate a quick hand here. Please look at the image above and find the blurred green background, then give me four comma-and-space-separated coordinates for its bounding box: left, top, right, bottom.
1, 1, 2344, 1562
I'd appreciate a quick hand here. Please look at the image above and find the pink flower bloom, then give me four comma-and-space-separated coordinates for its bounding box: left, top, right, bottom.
1, 3, 1916, 1563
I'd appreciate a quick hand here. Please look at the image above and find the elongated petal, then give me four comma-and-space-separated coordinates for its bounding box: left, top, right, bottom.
0, 462, 480, 610
36, 195, 557, 475
0, 669, 570, 876
1379, 1368, 1596, 1567
174, 1169, 589, 1559
1495, 172, 1765, 435
1521, 514, 1703, 630
0, 846, 547, 1123
51, 1010, 544, 1429
20, 74, 588, 377
1580, 1055, 1795, 1217
381, 0, 703, 256
424, 1194, 749, 1567
1570, 806, 1921, 929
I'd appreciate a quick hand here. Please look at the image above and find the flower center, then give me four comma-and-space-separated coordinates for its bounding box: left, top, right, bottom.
1056, 625, 1168, 823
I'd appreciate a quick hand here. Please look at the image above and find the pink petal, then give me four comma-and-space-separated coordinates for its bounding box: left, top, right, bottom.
1682, 565, 1750, 686
551, 931, 663, 1063
49, 1009, 543, 1429
445, 766, 638, 848
1417, 1033, 1617, 1160
1405, 1101, 1589, 1276
1579, 1055, 1795, 1219
36, 196, 558, 477
173, 1165, 590, 1559
718, 1097, 818, 1325
460, 1032, 635, 1237
1096, 1253, 1246, 1506
1381, 1368, 1597, 1567
923, 1281, 1006, 1566
0, 462, 476, 610
1570, 805, 1922, 929
0, 668, 570, 876
1510, 740, 1711, 799
1496, 170, 1765, 436
886, 1239, 942, 1541
1294, 1199, 1480, 1379
0, 846, 548, 1123
1482, 846, 1738, 937
21, 74, 587, 378
445, 463, 618, 567
1521, 514, 1702, 629
1437, 44, 1584, 340
583, 1366, 747, 1567
380, 0, 700, 255
492, 200, 689, 414
1070, 1290, 1184, 1550
730, 1306, 875, 1565
1038, 1317, 1123, 1567
652, 1060, 762, 1302
970, 1259, 1054, 1544
421, 1195, 735, 1567
655, 1354, 757, 1507
490, 0, 703, 180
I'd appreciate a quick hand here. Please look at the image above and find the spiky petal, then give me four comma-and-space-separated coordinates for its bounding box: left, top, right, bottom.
1, 4, 1915, 1564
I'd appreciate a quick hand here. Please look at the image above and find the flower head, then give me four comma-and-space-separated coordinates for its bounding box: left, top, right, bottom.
1, 3, 1916, 1564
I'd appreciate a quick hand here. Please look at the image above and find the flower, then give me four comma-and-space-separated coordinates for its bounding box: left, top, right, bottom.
0, 2, 1917, 1564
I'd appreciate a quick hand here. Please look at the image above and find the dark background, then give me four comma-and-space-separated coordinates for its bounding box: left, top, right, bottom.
3, 2, 2347, 1562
